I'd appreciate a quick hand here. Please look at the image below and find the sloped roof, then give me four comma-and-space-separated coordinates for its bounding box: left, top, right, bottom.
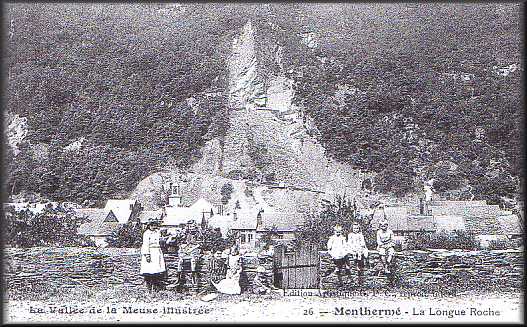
434, 215, 466, 232
162, 198, 216, 226
76, 209, 120, 236
497, 214, 522, 235
163, 206, 192, 226
230, 208, 259, 230
430, 203, 504, 235
407, 215, 436, 232
104, 199, 137, 223
430, 200, 488, 207
371, 207, 409, 231
258, 211, 305, 232
138, 210, 163, 224
189, 198, 215, 212
429, 204, 502, 217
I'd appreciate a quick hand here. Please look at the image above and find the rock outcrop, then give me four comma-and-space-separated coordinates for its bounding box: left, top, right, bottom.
137, 20, 371, 214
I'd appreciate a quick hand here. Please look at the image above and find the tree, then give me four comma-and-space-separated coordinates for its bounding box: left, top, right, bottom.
220, 182, 234, 205
106, 221, 143, 248
4, 206, 94, 247
297, 195, 376, 250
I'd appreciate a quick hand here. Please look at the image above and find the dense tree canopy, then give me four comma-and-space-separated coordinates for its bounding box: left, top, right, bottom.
4, 3, 238, 203
4, 3, 523, 204
279, 3, 523, 201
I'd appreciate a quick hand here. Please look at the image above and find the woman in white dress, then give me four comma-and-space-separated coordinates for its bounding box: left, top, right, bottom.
212, 245, 242, 295
140, 220, 166, 292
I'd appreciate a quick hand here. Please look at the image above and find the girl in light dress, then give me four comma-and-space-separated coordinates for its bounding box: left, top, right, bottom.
212, 245, 242, 295
346, 223, 369, 276
140, 220, 166, 292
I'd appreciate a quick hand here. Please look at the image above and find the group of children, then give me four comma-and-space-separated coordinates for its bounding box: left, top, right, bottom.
326, 219, 395, 285
141, 219, 272, 295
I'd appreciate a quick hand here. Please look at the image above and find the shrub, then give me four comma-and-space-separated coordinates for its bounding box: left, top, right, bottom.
106, 221, 143, 248
487, 238, 516, 250
296, 195, 376, 250
4, 207, 94, 247
200, 227, 228, 252
220, 182, 234, 204
406, 230, 479, 250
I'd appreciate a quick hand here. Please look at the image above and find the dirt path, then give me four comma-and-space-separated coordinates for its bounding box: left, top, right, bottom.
5, 291, 522, 323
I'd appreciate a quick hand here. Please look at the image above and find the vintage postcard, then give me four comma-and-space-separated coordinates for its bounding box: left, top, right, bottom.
2, 2, 523, 324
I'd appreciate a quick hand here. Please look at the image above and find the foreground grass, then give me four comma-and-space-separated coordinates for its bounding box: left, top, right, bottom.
3, 279, 521, 303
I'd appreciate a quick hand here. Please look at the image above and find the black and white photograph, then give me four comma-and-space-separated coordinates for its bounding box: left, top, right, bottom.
1, 2, 524, 323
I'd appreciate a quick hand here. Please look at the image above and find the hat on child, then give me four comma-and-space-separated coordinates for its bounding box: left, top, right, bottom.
333, 224, 343, 232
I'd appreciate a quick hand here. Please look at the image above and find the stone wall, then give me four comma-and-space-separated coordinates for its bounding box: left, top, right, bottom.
319, 249, 524, 291
3, 247, 274, 297
4, 247, 522, 298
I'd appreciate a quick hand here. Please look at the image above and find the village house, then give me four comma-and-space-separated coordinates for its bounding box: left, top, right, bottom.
104, 199, 142, 224
369, 200, 523, 248
207, 214, 235, 238
370, 206, 436, 247
230, 208, 304, 251
159, 179, 230, 234
76, 208, 120, 247
161, 194, 219, 233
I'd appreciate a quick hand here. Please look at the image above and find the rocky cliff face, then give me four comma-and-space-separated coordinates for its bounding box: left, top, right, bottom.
5, 113, 28, 156
227, 21, 267, 110
135, 20, 372, 213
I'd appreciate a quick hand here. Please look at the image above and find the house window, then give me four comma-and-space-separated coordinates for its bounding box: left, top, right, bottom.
247, 233, 253, 244
241, 234, 246, 243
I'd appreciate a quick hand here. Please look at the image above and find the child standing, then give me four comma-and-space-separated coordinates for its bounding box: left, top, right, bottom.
326, 225, 348, 286
376, 219, 395, 274
346, 223, 369, 276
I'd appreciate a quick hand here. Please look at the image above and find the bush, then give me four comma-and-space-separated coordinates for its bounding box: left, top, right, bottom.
487, 238, 517, 250
296, 195, 376, 250
406, 230, 479, 250
106, 221, 143, 248
200, 227, 228, 252
4, 207, 94, 247
220, 182, 234, 204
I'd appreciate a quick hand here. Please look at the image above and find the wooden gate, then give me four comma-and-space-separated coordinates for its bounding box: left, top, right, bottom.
274, 244, 320, 289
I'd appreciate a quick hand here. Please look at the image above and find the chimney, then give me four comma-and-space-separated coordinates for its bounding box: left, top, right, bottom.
256, 209, 264, 227
233, 212, 237, 221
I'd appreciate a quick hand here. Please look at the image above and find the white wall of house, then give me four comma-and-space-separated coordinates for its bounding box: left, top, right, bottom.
235, 229, 257, 249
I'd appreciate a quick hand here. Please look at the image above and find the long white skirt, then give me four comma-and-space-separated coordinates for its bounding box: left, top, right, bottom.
212, 272, 241, 295
140, 247, 166, 275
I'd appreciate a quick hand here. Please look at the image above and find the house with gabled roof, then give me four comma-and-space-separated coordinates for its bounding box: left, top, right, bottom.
138, 210, 163, 224
371, 207, 435, 234
104, 199, 142, 224
229, 208, 305, 250
434, 215, 466, 232
161, 197, 216, 233
370, 200, 523, 248
76, 208, 120, 247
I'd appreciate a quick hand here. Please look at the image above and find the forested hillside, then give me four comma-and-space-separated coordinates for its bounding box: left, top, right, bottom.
4, 3, 246, 204
274, 3, 523, 202
3, 3, 523, 205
